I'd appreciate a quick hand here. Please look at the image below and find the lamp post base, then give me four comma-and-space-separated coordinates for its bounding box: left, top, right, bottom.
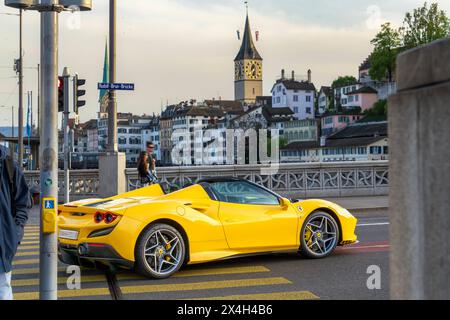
99, 152, 126, 198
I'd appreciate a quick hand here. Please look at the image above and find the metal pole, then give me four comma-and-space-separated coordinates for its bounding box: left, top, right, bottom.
18, 8, 24, 167
11, 106, 14, 139
37, 63, 40, 137
63, 67, 70, 204
108, 0, 118, 152
39, 0, 59, 300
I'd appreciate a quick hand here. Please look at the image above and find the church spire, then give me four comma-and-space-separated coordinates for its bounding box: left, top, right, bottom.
234, 6, 262, 61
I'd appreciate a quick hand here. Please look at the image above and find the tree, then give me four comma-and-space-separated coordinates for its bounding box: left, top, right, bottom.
331, 76, 357, 89
369, 23, 402, 82
331, 76, 357, 110
364, 99, 387, 117
402, 2, 450, 49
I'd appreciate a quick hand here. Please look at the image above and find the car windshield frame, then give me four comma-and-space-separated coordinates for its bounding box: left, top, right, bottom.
202, 180, 283, 206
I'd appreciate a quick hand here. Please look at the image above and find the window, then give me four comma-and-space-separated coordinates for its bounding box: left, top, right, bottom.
293, 107, 299, 113
276, 97, 281, 104
306, 96, 311, 102
355, 95, 359, 102
293, 95, 299, 102
306, 107, 311, 114
209, 181, 280, 205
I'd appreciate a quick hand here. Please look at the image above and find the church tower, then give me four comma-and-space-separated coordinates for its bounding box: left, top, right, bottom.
234, 10, 263, 104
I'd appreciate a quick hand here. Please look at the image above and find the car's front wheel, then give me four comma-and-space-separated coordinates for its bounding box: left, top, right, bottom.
299, 211, 339, 259
135, 223, 186, 279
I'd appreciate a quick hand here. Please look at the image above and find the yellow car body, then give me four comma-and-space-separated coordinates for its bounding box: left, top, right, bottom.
57, 179, 357, 275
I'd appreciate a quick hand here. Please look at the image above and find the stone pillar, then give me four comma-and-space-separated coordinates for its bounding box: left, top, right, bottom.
99, 152, 127, 198
389, 38, 450, 299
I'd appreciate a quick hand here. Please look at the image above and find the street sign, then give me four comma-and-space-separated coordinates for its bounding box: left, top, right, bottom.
98, 83, 135, 91
44, 199, 55, 209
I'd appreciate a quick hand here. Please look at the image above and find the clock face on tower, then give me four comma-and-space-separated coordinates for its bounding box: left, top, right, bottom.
245, 61, 262, 80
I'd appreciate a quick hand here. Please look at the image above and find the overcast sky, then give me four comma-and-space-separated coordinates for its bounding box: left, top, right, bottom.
1, 0, 449, 126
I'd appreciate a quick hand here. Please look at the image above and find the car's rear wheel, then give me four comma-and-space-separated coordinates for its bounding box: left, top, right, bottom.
299, 211, 339, 259
135, 224, 186, 279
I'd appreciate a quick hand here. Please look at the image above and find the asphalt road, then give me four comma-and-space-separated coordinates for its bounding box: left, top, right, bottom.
11, 212, 390, 300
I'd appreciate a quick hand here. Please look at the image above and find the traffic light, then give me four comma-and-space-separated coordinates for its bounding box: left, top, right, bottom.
58, 76, 65, 112
74, 74, 86, 115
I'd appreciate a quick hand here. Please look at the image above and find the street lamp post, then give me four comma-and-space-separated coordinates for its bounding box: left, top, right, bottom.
5, 0, 92, 301
18, 8, 24, 167
108, 0, 117, 152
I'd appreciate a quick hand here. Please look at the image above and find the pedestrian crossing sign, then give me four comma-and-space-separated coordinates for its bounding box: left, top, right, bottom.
44, 199, 55, 210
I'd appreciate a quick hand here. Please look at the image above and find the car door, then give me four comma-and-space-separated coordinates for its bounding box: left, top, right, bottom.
211, 181, 300, 250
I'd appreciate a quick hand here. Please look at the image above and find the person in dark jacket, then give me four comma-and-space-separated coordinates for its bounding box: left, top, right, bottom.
0, 148, 30, 300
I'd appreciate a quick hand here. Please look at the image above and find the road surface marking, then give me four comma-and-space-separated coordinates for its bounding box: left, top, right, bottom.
119, 277, 291, 295
12, 275, 106, 287
357, 222, 390, 227
13, 258, 39, 266
340, 244, 390, 250
12, 268, 75, 275
187, 291, 320, 300
20, 241, 39, 245
15, 251, 39, 257
13, 277, 290, 300
14, 287, 111, 300
12, 266, 270, 287
22, 237, 39, 241
18, 245, 39, 250
174, 266, 270, 278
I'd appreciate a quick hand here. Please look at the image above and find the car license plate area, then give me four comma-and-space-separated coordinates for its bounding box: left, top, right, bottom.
59, 229, 79, 240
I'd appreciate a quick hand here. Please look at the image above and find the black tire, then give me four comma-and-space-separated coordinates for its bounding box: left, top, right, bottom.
135, 223, 186, 279
299, 211, 340, 259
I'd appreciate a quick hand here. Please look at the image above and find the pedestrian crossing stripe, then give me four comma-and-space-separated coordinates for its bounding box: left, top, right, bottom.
19, 241, 39, 245
184, 291, 320, 300
13, 258, 39, 266
15, 251, 39, 257
11, 266, 270, 286
17, 245, 39, 250
13, 277, 291, 300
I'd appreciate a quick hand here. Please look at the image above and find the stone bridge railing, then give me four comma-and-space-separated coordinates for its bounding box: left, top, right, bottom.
24, 161, 389, 200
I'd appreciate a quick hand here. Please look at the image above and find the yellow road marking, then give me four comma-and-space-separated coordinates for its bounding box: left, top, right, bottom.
15, 251, 39, 257
14, 287, 111, 300
173, 266, 270, 278
11, 266, 270, 286
119, 277, 291, 295
13, 258, 39, 266
18, 245, 39, 250
185, 291, 320, 300
14, 277, 290, 300
20, 241, 39, 245
22, 237, 39, 241
12, 268, 71, 275
12, 274, 107, 287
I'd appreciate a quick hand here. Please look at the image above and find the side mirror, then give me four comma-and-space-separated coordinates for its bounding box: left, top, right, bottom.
279, 197, 291, 210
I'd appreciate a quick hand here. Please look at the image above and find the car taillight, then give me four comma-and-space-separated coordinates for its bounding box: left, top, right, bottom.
94, 212, 118, 224
94, 213, 104, 223
105, 213, 118, 224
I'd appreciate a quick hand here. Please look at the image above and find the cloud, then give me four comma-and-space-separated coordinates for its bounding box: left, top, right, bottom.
0, 0, 449, 126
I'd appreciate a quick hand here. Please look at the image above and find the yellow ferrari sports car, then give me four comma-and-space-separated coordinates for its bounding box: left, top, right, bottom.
58, 178, 358, 279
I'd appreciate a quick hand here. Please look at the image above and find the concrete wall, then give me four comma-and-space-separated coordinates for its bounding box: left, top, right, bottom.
389, 37, 450, 300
